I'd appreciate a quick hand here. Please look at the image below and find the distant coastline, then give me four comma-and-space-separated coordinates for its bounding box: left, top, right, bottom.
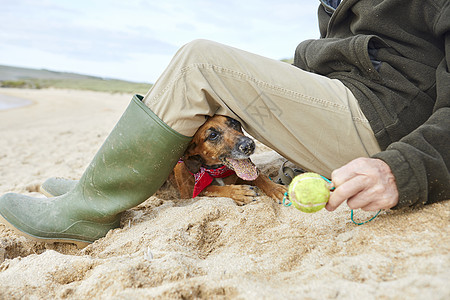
0, 64, 151, 95
0, 93, 32, 110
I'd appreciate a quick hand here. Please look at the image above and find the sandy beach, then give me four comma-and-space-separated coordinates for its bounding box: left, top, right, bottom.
0, 88, 448, 299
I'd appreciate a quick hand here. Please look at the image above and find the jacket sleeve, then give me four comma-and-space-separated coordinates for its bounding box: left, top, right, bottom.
372, 24, 450, 208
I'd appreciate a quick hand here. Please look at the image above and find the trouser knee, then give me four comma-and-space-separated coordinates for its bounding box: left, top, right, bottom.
176, 39, 227, 65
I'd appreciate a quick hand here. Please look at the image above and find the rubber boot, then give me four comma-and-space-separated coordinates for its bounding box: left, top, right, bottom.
0, 95, 191, 247
40, 177, 77, 197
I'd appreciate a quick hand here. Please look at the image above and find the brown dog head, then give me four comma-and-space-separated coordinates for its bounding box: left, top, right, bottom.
182, 116, 258, 180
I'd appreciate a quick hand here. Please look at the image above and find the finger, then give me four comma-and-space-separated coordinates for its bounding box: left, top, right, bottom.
348, 184, 398, 211
331, 158, 368, 187
330, 166, 355, 188
359, 202, 384, 211
345, 183, 385, 211
326, 177, 367, 211
326, 161, 362, 211
347, 196, 373, 210
325, 194, 344, 211
358, 194, 397, 211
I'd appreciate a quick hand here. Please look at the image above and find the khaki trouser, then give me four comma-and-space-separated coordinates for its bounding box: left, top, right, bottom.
143, 39, 381, 177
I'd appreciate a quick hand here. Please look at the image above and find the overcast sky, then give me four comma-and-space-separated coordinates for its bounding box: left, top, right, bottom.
0, 0, 320, 83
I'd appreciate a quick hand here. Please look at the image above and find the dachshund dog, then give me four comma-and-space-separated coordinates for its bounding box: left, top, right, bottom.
171, 115, 287, 205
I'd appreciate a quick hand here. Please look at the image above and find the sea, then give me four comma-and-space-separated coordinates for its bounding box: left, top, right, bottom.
0, 94, 32, 110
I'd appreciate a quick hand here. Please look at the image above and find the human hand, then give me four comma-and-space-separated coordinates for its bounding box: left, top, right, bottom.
326, 157, 399, 211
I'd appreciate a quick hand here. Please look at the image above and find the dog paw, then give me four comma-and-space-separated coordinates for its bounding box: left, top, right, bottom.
230, 185, 260, 206
265, 185, 288, 204
202, 184, 259, 205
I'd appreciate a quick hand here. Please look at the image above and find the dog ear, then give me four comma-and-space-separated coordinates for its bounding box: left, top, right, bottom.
183, 155, 204, 174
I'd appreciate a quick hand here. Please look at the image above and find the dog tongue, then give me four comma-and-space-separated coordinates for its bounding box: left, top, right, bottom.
226, 158, 258, 181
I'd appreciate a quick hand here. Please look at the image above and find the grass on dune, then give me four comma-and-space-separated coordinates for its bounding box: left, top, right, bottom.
1, 78, 151, 94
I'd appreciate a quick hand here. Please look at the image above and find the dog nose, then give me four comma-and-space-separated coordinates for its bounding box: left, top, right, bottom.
237, 137, 255, 156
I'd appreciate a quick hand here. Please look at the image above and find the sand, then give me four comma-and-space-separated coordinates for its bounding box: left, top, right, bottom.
0, 88, 448, 299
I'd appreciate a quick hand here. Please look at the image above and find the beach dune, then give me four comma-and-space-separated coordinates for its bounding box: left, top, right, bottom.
0, 88, 448, 299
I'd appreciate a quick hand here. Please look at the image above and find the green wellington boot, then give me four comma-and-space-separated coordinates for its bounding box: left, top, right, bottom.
0, 95, 191, 247
40, 177, 78, 197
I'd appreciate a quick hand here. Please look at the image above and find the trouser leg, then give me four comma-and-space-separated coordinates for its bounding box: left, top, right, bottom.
144, 39, 381, 177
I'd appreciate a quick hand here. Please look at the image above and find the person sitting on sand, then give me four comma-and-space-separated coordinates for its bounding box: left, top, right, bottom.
0, 0, 448, 247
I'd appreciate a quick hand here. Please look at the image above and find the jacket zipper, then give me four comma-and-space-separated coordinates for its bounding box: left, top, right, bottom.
323, 0, 351, 38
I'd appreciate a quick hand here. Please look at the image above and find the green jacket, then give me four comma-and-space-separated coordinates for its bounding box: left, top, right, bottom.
294, 0, 449, 208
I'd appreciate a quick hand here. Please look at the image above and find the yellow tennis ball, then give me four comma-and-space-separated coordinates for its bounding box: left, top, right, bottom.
288, 172, 330, 213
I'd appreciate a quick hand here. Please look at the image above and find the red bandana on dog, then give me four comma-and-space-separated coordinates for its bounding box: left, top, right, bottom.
178, 161, 235, 198
192, 165, 235, 197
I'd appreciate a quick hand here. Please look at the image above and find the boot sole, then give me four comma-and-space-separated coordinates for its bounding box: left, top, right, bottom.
0, 214, 91, 249
39, 185, 54, 198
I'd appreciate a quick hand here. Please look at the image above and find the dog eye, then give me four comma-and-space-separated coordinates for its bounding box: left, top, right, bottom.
208, 132, 219, 140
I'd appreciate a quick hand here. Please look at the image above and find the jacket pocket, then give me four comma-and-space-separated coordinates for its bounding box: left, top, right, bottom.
349, 35, 390, 82
294, 35, 389, 82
